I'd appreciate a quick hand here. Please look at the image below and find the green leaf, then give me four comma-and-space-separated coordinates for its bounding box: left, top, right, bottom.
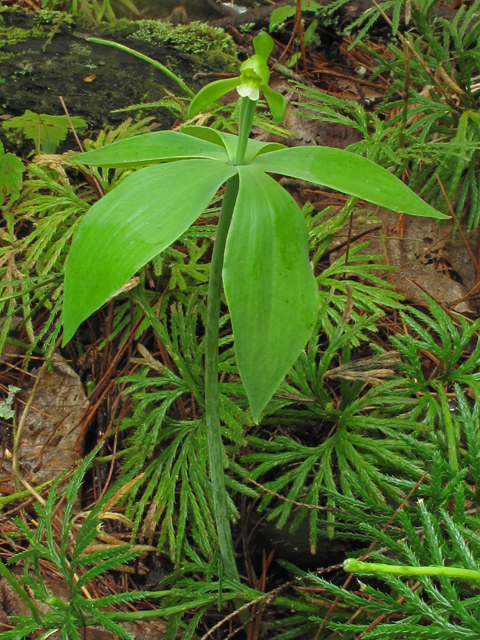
286, 52, 301, 68
74, 131, 229, 168
251, 146, 449, 219
269, 0, 322, 31
63, 159, 237, 344
187, 77, 241, 120
269, 4, 296, 31
2, 110, 86, 153
181, 125, 228, 148
182, 125, 285, 163
223, 166, 318, 422
304, 19, 319, 45
0, 142, 24, 206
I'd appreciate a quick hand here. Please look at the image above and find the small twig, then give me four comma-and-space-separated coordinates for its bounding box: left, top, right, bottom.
71, 315, 144, 448
353, 581, 422, 639
344, 207, 355, 266
271, 28, 297, 71
436, 174, 477, 276
59, 95, 84, 152
320, 225, 382, 260
273, 61, 315, 87
246, 477, 339, 512
96, 396, 121, 504
17, 477, 47, 507
247, 549, 274, 640
37, 118, 41, 156
295, 0, 308, 76
59, 96, 104, 198
449, 279, 480, 309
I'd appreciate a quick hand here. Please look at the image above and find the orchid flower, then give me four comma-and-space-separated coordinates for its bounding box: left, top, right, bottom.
188, 31, 287, 123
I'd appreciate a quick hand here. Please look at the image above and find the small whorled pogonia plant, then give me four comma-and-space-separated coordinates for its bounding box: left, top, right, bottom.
63, 32, 446, 584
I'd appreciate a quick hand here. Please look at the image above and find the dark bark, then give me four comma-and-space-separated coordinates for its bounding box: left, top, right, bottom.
209, 0, 298, 29
209, 0, 471, 32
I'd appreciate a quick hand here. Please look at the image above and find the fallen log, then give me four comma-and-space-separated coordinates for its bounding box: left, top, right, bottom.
0, 8, 239, 154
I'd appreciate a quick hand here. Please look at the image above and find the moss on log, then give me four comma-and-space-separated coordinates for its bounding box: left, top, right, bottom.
0, 8, 239, 154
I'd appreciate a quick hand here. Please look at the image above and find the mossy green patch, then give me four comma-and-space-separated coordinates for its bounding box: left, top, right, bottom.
0, 25, 46, 47
0, 7, 240, 155
70, 43, 92, 57
0, 6, 23, 15
1, 10, 75, 51
108, 19, 239, 71
32, 10, 72, 25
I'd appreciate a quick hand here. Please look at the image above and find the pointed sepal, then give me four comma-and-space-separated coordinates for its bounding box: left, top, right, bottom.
187, 77, 241, 119
253, 31, 274, 61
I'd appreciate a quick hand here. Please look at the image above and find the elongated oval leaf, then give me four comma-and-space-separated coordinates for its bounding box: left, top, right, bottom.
223, 166, 318, 422
181, 125, 286, 163
73, 131, 229, 168
251, 146, 449, 219
63, 159, 237, 344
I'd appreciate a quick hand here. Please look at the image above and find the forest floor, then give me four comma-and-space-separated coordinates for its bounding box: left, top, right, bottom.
1, 1, 480, 639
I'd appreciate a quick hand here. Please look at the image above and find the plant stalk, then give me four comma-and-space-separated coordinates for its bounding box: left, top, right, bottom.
434, 382, 459, 472
345, 558, 480, 581
205, 175, 240, 582
87, 38, 195, 98
204, 94, 256, 588
235, 97, 257, 165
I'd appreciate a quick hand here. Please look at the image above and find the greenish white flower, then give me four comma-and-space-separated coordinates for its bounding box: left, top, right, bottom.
187, 32, 287, 123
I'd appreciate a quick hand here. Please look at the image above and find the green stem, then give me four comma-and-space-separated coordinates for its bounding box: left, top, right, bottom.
433, 382, 459, 472
204, 95, 257, 590
205, 175, 240, 582
87, 38, 195, 98
399, 39, 410, 148
235, 97, 257, 165
0, 480, 52, 509
345, 558, 480, 581
82, 595, 220, 625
